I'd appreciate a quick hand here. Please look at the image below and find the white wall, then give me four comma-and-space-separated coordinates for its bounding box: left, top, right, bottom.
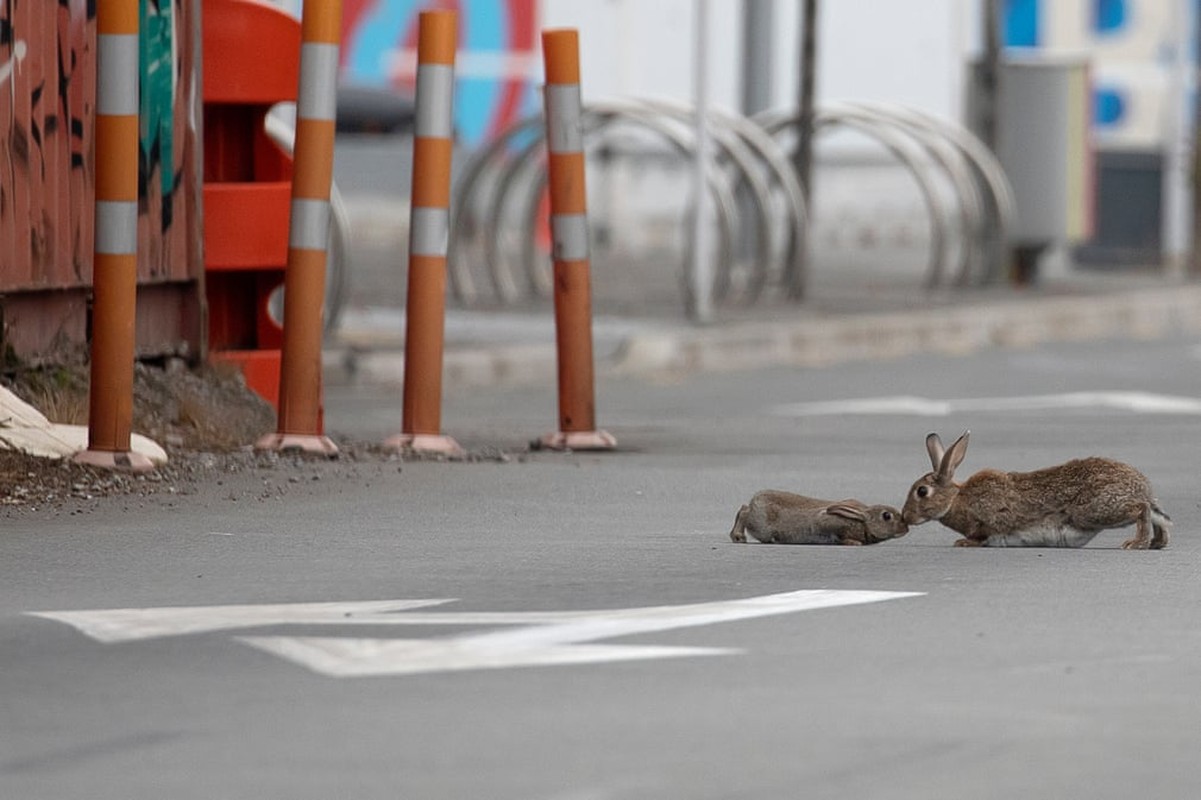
543, 0, 970, 121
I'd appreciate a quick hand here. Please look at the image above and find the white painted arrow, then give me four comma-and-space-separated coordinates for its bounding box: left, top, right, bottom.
29, 590, 923, 678
27, 599, 456, 644
772, 392, 1201, 418
238, 637, 734, 677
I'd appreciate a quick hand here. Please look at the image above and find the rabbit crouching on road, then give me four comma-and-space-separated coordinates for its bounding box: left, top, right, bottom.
729, 490, 909, 545
901, 431, 1171, 549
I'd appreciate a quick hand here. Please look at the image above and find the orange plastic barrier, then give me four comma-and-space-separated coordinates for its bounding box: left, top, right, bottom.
382, 10, 464, 458
201, 0, 300, 411
256, 0, 342, 455
76, 0, 155, 472
537, 29, 615, 451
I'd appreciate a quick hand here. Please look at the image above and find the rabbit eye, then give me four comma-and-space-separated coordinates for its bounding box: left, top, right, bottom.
917, 486, 930, 498
882, 511, 893, 521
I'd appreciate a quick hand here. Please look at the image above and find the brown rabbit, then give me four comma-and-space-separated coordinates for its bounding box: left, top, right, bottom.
729, 490, 909, 545
901, 431, 1171, 549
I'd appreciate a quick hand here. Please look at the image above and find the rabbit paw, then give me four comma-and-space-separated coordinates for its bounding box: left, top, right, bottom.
953, 538, 984, 547
1120, 537, 1150, 550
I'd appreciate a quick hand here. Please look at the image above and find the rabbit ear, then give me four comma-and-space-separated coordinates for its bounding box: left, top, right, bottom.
825, 504, 868, 522
937, 430, 970, 482
925, 433, 945, 471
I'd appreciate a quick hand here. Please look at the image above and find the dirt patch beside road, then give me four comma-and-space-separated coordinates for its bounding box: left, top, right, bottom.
0, 356, 523, 515
0, 356, 275, 512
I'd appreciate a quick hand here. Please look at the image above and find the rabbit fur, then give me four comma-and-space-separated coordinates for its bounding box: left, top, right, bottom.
729, 490, 909, 545
901, 431, 1171, 549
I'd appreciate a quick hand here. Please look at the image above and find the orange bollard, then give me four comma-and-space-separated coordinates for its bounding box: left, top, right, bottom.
537, 29, 615, 451
256, 0, 342, 456
382, 10, 464, 458
75, 0, 155, 472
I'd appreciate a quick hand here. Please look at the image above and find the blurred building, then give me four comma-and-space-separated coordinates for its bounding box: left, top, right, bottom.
1002, 0, 1197, 266
324, 2, 1193, 271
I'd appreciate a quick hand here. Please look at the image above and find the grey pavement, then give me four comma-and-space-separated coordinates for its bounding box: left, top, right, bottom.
9, 141, 1201, 796
5, 334, 1201, 799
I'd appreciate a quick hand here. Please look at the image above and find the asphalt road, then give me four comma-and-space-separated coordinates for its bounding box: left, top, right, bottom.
3, 335, 1201, 799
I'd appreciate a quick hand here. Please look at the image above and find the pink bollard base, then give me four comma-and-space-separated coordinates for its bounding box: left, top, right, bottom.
381, 433, 466, 459
535, 429, 617, 452
72, 449, 158, 473
254, 432, 340, 456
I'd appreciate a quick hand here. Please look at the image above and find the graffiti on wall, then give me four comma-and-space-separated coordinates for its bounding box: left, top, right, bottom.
0, 30, 25, 87
0, 0, 96, 286
141, 0, 176, 213
0, 0, 197, 292
138, 0, 194, 280
341, 0, 539, 145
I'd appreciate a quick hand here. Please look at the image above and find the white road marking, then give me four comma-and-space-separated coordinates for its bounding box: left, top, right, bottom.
238, 638, 734, 677
772, 391, 1201, 417
29, 590, 923, 678
27, 599, 456, 644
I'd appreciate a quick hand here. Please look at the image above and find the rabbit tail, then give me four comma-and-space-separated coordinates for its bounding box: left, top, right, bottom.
729, 504, 750, 543
1150, 503, 1172, 550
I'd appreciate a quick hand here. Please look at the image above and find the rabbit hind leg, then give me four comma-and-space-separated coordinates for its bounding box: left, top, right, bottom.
1120, 503, 1155, 550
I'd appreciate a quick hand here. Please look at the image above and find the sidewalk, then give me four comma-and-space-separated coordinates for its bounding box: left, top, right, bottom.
324, 269, 1201, 391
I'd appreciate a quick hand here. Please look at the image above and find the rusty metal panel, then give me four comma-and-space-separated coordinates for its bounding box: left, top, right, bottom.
1, 0, 94, 290
0, 0, 202, 358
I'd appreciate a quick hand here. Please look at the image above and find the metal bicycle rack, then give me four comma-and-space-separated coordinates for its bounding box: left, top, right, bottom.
630, 98, 809, 301
758, 102, 1015, 288
449, 100, 809, 310
449, 99, 1014, 312
264, 110, 352, 335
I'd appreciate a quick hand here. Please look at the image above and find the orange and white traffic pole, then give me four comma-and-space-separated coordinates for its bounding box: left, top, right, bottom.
75, 0, 154, 472
256, 0, 342, 455
538, 29, 615, 451
382, 10, 464, 457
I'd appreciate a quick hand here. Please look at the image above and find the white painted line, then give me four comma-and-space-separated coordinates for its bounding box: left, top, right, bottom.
29, 590, 924, 678
28, 599, 456, 644
238, 637, 736, 678
772, 392, 1201, 418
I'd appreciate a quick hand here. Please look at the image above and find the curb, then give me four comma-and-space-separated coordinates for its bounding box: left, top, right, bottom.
326, 342, 560, 390
612, 285, 1201, 377
326, 284, 1201, 390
